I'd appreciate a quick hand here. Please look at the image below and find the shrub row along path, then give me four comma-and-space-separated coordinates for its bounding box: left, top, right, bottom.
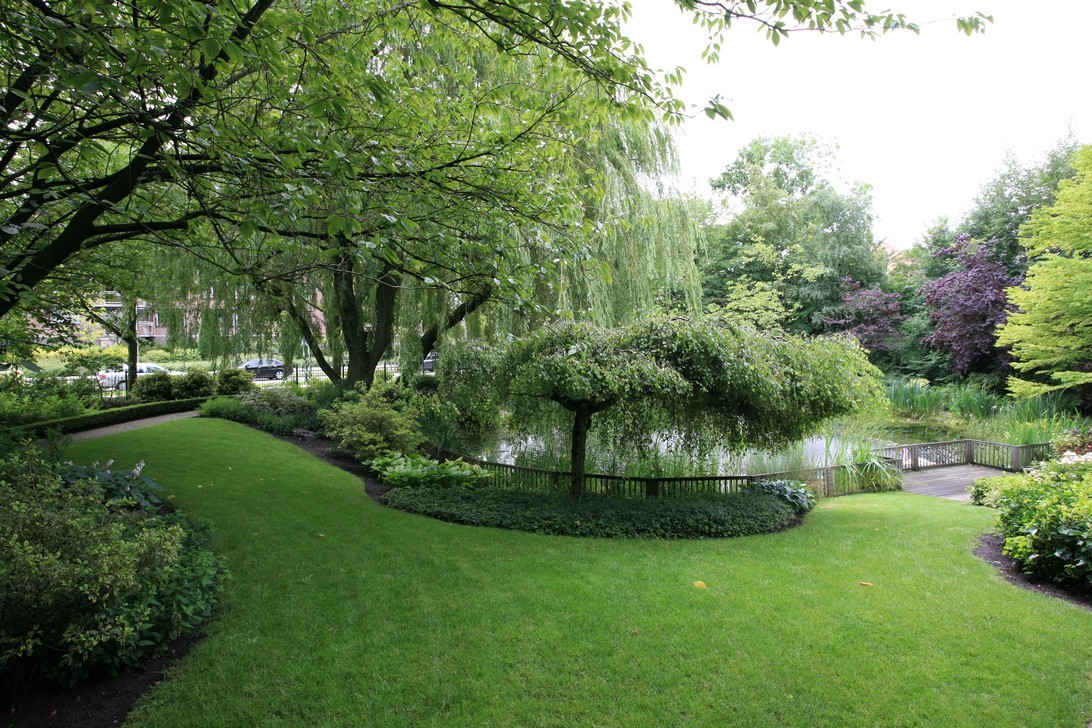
901, 464, 1005, 502
69, 411, 199, 441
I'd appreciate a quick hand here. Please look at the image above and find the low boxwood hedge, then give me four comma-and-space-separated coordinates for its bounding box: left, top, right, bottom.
9, 397, 210, 440
381, 487, 801, 539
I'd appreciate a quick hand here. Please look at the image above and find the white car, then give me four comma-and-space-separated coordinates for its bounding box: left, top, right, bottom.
97, 363, 182, 390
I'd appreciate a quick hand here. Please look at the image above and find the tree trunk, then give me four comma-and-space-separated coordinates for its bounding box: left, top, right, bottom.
418, 285, 492, 367
361, 268, 399, 388
570, 406, 593, 498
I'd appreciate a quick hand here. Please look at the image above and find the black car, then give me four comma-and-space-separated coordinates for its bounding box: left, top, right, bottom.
238, 358, 286, 380
421, 352, 438, 373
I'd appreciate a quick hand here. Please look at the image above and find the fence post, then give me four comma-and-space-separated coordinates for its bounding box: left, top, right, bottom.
1010, 446, 1022, 472
964, 440, 974, 465
910, 445, 919, 471
645, 478, 660, 499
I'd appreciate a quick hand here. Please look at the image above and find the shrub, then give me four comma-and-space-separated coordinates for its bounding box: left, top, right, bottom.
319, 383, 422, 460
132, 371, 175, 402
306, 381, 356, 410
138, 348, 174, 363
0, 449, 227, 689
240, 387, 316, 421
1051, 424, 1092, 456
199, 396, 256, 424
382, 488, 799, 539
0, 375, 101, 428
969, 473, 1025, 507
174, 369, 215, 399
745, 479, 816, 515
368, 452, 491, 489
215, 368, 255, 396
408, 374, 439, 395
995, 461, 1092, 587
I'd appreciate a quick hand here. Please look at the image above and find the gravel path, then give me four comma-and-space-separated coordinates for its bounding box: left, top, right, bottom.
69, 411, 200, 441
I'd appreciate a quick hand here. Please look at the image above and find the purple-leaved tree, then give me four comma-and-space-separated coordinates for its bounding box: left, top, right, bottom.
922, 235, 1022, 376
824, 278, 905, 357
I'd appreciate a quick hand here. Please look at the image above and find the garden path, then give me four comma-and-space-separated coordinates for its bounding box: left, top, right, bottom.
900, 464, 1006, 502
69, 411, 199, 441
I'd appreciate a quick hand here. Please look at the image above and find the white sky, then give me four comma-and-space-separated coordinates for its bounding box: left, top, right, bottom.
624, 1, 1092, 248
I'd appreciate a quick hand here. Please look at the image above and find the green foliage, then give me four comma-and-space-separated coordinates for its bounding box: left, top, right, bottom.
995, 461, 1092, 587
744, 479, 816, 515
999, 146, 1092, 398
833, 456, 902, 494
367, 453, 491, 490
132, 371, 175, 403
1052, 425, 1092, 456
382, 488, 799, 539
969, 473, 1025, 508
215, 369, 255, 396
885, 377, 947, 419
173, 370, 215, 399
319, 384, 423, 461
701, 136, 886, 335
57, 461, 163, 511
0, 449, 227, 689
0, 375, 101, 429
55, 346, 125, 376
199, 397, 255, 424
200, 389, 318, 436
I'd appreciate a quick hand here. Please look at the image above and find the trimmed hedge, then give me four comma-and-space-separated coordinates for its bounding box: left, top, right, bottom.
381, 487, 800, 539
9, 397, 210, 440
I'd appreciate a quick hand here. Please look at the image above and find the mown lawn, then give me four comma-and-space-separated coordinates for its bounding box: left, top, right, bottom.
67, 419, 1092, 727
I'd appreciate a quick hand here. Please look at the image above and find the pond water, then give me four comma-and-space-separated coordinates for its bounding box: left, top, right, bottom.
463, 418, 962, 477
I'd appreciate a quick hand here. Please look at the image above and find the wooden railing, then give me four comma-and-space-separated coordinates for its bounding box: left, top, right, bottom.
879, 439, 1051, 472
428, 438, 1053, 500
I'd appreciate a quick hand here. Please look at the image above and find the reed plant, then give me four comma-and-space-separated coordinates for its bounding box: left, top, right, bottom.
885, 377, 947, 419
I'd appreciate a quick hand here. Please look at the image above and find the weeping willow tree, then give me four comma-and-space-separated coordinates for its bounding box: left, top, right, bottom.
459, 119, 706, 343
148, 5, 706, 389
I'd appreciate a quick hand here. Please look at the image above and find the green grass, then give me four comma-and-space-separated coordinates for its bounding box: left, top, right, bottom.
66, 419, 1092, 727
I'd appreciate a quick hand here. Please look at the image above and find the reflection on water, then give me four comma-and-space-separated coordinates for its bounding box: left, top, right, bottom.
461, 419, 960, 477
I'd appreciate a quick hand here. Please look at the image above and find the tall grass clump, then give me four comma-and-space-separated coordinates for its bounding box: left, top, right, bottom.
886, 377, 947, 419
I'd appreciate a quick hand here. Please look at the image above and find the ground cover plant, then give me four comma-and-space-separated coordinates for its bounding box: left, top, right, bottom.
381, 487, 799, 539
55, 418, 1092, 727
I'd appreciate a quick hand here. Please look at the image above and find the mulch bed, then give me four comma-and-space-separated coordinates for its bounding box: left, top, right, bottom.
973, 532, 1092, 612
7, 434, 1088, 727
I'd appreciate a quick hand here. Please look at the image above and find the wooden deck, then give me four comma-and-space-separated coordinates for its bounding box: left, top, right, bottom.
900, 465, 1007, 502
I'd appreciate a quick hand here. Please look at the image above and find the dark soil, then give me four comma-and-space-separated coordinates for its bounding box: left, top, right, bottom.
9, 433, 1087, 727
4, 631, 203, 728
973, 532, 1092, 612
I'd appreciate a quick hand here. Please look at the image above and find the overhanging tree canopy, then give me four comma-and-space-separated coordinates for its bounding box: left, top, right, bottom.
0, 0, 988, 324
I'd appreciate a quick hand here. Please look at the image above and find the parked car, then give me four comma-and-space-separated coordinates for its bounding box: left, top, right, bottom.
421, 352, 439, 373
97, 363, 183, 390
237, 358, 286, 380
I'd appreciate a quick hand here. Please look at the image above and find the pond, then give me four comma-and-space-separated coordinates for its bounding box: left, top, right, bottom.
459, 418, 963, 478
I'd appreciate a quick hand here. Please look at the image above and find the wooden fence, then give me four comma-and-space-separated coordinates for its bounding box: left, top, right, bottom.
429, 438, 1052, 500
879, 440, 1052, 472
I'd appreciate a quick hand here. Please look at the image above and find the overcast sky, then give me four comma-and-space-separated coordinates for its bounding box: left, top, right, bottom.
623, 1, 1092, 248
